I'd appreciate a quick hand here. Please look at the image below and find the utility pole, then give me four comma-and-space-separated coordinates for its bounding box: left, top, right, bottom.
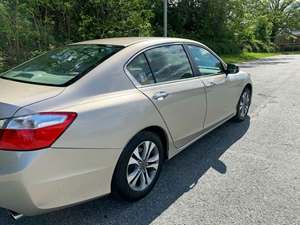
164, 0, 168, 37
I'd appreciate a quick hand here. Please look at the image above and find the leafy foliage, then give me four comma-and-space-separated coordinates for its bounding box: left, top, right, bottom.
0, 0, 299, 72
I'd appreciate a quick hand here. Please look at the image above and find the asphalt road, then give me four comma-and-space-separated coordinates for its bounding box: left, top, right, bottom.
1, 55, 299, 225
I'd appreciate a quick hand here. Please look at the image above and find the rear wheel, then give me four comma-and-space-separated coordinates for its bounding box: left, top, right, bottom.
234, 87, 251, 121
112, 131, 164, 201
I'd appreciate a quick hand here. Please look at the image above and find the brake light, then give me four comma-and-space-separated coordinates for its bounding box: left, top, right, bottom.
0, 112, 77, 151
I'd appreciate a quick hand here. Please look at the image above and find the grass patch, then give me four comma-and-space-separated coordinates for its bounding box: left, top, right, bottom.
220, 52, 281, 64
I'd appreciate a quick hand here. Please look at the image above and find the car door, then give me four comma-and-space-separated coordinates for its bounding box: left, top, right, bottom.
126, 44, 207, 148
186, 45, 237, 128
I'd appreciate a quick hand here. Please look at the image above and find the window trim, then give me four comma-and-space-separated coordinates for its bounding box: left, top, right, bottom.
184, 44, 227, 77
124, 43, 197, 87
126, 53, 156, 85
143, 52, 157, 83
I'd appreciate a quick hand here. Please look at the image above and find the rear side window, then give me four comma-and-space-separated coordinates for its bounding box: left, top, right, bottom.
144, 45, 193, 83
127, 54, 155, 85
0, 44, 123, 86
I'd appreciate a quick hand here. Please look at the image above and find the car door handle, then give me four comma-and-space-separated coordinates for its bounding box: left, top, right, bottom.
207, 81, 217, 87
153, 91, 169, 101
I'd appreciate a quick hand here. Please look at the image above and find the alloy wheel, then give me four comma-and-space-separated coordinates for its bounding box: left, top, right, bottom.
239, 90, 251, 118
126, 141, 160, 191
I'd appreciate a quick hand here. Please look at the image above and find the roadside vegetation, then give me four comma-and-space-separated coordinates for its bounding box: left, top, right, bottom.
222, 51, 300, 64
221, 52, 281, 63
0, 0, 299, 72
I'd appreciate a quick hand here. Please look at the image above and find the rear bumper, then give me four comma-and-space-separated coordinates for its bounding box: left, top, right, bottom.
0, 147, 121, 216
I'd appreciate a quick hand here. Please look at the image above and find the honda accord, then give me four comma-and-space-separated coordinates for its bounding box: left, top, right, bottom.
0, 37, 252, 219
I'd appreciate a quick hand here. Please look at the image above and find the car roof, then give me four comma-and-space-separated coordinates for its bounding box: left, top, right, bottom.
73, 37, 198, 47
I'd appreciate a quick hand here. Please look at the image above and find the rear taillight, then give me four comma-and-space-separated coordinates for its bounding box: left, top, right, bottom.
0, 112, 77, 151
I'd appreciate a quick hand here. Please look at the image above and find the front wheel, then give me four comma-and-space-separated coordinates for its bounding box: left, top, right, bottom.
112, 131, 164, 201
234, 87, 251, 122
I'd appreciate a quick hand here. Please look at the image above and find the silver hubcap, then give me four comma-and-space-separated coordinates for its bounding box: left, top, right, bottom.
127, 141, 160, 191
239, 91, 250, 117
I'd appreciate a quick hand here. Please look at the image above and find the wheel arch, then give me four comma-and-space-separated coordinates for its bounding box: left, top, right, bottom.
111, 125, 170, 193
244, 83, 253, 103
140, 126, 169, 161
113, 125, 170, 174
244, 83, 252, 93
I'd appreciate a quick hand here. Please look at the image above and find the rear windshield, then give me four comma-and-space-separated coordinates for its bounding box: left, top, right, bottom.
0, 44, 123, 86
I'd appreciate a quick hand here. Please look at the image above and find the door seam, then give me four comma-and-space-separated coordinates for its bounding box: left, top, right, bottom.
136, 87, 176, 146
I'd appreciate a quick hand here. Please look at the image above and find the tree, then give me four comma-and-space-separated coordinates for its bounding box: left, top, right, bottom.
71, 0, 154, 40
263, 0, 300, 40
0, 0, 154, 70
255, 16, 273, 43
0, 0, 299, 72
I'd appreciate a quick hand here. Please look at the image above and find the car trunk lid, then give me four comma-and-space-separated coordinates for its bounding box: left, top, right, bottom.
0, 78, 64, 119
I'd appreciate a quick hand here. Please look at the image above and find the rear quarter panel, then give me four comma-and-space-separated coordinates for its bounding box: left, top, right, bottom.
15, 89, 174, 154
6, 89, 175, 214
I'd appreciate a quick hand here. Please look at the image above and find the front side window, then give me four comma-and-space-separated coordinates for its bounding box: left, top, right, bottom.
127, 54, 155, 85
1, 44, 123, 86
187, 45, 224, 76
144, 45, 193, 83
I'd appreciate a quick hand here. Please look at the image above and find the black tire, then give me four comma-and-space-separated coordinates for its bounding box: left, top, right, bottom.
112, 131, 164, 201
234, 87, 251, 122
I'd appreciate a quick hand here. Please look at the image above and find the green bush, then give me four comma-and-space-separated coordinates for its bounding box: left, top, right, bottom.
201, 40, 241, 55
0, 51, 7, 73
0, 0, 299, 70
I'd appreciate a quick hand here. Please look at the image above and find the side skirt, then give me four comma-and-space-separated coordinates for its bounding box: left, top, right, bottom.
170, 113, 235, 158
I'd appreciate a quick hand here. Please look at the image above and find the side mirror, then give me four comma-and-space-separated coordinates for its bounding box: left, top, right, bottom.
226, 64, 239, 74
